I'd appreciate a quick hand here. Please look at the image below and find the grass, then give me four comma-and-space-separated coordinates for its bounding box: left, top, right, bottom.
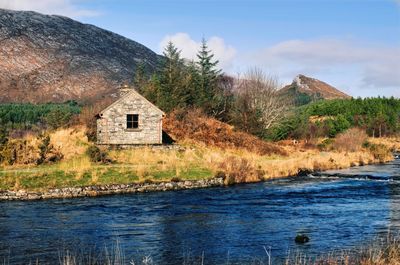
0, 147, 215, 191
0, 126, 396, 192
3, 235, 400, 265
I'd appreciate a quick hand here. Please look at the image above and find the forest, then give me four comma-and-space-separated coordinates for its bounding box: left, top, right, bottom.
268, 97, 400, 141
0, 101, 81, 131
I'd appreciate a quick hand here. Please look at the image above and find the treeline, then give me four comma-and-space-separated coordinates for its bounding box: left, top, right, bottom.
134, 40, 289, 137
268, 97, 400, 140
0, 101, 81, 131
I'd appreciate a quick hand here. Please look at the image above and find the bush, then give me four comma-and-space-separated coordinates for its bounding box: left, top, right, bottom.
36, 135, 63, 165
86, 145, 111, 163
219, 156, 264, 185
317, 138, 334, 151
333, 128, 367, 152
170, 177, 182, 182
78, 98, 115, 143
368, 143, 391, 163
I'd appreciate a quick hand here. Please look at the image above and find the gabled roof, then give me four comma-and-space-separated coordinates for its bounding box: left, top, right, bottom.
98, 88, 165, 117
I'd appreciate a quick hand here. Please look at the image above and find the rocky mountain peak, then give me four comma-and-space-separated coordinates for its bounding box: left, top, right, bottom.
283, 74, 351, 100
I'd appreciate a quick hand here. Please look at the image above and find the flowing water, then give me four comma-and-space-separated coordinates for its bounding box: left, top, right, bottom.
1, 158, 400, 264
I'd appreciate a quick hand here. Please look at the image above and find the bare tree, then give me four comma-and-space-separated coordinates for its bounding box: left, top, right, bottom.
232, 67, 292, 135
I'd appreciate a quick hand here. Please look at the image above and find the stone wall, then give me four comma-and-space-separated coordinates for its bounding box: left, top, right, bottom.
97, 90, 163, 145
0, 178, 224, 201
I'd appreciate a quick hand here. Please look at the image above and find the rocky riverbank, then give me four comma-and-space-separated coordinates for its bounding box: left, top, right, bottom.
0, 178, 224, 201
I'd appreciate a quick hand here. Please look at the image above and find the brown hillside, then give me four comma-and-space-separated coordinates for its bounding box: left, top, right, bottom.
281, 74, 351, 100
164, 110, 288, 156
0, 9, 161, 103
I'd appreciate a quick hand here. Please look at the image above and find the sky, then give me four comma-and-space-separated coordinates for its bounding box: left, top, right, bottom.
0, 0, 399, 97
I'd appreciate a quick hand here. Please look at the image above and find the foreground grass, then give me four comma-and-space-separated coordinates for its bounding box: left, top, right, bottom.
0, 127, 395, 192
0, 142, 392, 192
3, 235, 400, 265
0, 153, 213, 191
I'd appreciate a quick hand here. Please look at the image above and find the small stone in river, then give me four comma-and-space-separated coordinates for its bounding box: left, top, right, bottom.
295, 234, 310, 244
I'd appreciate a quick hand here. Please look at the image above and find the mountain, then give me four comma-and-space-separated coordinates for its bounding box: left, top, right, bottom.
0, 9, 162, 103
281, 74, 351, 105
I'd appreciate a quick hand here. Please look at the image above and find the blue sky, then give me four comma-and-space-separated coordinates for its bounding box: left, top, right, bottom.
1, 0, 399, 97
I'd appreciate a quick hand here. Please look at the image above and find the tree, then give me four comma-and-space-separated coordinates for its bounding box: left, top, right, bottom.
195, 38, 222, 114
231, 68, 292, 136
156, 41, 191, 112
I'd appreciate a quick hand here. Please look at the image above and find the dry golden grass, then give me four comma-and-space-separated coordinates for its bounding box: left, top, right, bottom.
369, 136, 400, 152
49, 126, 89, 160
56, 155, 92, 174
0, 124, 396, 191
107, 137, 393, 185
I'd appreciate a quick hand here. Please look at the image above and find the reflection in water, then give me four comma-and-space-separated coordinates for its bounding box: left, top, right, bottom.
0, 160, 399, 264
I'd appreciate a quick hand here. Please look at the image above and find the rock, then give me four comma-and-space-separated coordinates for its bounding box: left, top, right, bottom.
0, 177, 225, 201
295, 234, 310, 244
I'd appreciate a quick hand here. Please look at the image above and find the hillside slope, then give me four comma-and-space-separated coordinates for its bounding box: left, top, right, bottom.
0, 9, 161, 103
281, 74, 351, 105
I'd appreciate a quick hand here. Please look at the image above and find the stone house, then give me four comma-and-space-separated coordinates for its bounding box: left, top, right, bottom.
96, 86, 164, 145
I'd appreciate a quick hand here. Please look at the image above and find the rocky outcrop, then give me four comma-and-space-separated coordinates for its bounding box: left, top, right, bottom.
0, 9, 162, 103
0, 178, 224, 201
280, 74, 351, 104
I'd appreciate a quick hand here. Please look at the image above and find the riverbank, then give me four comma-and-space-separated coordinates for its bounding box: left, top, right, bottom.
0, 177, 224, 200
0, 127, 396, 200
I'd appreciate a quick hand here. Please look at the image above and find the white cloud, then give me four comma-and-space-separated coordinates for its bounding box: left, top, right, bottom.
159, 32, 237, 70
247, 39, 400, 96
0, 0, 100, 17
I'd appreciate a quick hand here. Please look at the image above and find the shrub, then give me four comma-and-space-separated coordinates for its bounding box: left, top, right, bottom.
86, 145, 111, 163
36, 135, 63, 165
219, 156, 264, 185
317, 138, 334, 151
333, 128, 367, 152
368, 143, 391, 163
170, 177, 182, 182
78, 98, 114, 143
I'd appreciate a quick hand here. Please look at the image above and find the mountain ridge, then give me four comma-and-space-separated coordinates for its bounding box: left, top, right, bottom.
0, 8, 162, 103
280, 74, 351, 105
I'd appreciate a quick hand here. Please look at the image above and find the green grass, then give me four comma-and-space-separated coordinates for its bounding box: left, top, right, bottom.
0, 164, 213, 191
151, 167, 212, 181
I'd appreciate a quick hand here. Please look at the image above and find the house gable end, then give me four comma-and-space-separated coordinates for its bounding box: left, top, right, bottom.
99, 89, 164, 117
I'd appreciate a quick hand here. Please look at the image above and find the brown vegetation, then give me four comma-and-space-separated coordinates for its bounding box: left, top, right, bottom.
218, 156, 265, 185
333, 128, 368, 152
231, 68, 292, 135
78, 97, 114, 141
164, 109, 288, 156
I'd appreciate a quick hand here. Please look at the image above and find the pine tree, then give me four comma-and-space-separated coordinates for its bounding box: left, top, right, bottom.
157, 41, 190, 112
195, 38, 222, 114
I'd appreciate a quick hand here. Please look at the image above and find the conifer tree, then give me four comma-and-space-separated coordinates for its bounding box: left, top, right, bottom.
195, 38, 221, 109
157, 41, 190, 112
193, 38, 227, 117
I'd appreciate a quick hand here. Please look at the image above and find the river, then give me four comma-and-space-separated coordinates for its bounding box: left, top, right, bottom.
1, 158, 400, 264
